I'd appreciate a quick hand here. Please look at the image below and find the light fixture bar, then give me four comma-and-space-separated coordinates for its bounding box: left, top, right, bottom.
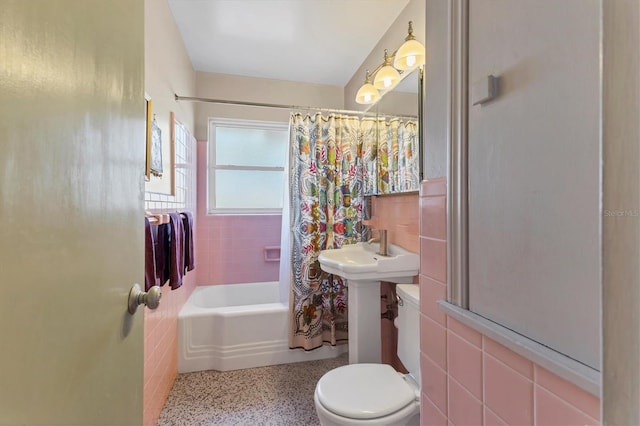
354, 21, 425, 105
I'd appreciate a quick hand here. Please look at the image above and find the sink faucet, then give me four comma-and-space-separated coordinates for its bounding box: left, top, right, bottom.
367, 229, 388, 256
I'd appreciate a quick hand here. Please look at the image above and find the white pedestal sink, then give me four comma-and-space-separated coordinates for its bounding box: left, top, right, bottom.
318, 242, 419, 364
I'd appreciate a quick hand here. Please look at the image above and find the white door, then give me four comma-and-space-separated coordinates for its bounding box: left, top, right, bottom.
0, 1, 145, 424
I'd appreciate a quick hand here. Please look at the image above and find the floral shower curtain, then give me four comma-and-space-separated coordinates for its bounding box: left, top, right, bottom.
288, 113, 364, 350
286, 112, 419, 350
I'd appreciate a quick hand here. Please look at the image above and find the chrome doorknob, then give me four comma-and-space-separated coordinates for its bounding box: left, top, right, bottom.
128, 283, 162, 314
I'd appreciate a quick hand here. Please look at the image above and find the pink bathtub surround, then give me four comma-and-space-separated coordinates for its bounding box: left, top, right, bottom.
418, 178, 600, 426
195, 140, 281, 285
195, 214, 281, 284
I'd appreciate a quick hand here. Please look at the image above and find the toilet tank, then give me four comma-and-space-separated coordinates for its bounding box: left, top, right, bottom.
396, 284, 420, 384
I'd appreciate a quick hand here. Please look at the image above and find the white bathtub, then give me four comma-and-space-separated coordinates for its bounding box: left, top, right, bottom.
178, 281, 347, 373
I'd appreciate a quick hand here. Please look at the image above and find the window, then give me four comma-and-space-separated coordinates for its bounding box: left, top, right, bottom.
207, 118, 289, 214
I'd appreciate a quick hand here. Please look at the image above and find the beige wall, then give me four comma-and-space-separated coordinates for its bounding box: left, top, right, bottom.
423, 0, 449, 179
194, 71, 344, 140
145, 0, 196, 194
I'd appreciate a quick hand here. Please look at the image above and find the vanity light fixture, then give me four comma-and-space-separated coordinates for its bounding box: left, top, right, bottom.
393, 21, 425, 71
355, 70, 380, 105
373, 49, 401, 90
354, 21, 425, 104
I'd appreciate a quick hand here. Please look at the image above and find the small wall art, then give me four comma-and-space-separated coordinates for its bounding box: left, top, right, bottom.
149, 115, 163, 177
145, 97, 163, 179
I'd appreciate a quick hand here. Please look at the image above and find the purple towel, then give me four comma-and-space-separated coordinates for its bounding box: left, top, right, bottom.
155, 223, 170, 286
144, 218, 158, 291
168, 212, 185, 290
180, 211, 195, 273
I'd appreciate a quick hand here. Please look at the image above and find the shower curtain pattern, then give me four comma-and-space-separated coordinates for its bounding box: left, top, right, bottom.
289, 113, 363, 350
360, 119, 379, 195
288, 113, 418, 350
378, 118, 419, 194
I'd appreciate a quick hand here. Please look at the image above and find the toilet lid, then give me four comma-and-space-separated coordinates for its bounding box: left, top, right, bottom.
316, 364, 416, 420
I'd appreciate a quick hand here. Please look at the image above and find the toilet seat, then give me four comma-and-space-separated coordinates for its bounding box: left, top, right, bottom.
315, 363, 418, 420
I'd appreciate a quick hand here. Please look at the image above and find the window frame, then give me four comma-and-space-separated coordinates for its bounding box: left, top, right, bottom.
207, 117, 289, 215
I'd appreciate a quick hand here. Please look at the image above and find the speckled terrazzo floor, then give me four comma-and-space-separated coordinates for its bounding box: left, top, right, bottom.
157, 354, 349, 426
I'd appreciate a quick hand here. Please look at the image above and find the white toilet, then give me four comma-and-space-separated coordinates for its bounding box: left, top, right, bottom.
314, 284, 421, 426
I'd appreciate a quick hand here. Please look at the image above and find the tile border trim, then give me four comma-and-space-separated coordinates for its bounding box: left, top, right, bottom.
438, 301, 600, 397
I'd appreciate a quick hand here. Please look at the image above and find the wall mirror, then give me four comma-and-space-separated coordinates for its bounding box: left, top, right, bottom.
363, 66, 423, 196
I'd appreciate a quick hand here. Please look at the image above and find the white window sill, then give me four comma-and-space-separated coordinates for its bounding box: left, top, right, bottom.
438, 300, 601, 397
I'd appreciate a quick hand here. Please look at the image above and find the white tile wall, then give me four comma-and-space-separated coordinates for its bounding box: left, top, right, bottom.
145, 118, 196, 213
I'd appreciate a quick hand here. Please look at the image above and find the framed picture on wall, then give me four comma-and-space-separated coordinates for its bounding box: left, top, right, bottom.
149, 116, 163, 177
145, 96, 163, 178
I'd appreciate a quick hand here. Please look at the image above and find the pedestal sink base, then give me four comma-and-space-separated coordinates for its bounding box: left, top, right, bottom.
348, 279, 381, 364
317, 242, 419, 365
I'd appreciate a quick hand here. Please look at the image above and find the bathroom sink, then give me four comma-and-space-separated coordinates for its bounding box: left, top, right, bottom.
319, 242, 419, 363
318, 242, 419, 283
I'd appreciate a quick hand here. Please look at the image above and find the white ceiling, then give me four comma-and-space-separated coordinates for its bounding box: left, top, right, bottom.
167, 0, 410, 87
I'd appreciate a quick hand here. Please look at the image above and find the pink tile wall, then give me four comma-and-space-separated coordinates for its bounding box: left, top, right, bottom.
143, 272, 196, 425
143, 123, 197, 426
369, 193, 419, 370
419, 178, 601, 426
370, 193, 420, 254
195, 140, 281, 285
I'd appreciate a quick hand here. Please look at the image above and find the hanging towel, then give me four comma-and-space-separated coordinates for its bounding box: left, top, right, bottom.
168, 212, 185, 290
155, 223, 170, 286
180, 211, 195, 273
144, 218, 158, 291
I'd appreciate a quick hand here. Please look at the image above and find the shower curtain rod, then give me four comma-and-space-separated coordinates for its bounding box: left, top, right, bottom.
174, 94, 418, 120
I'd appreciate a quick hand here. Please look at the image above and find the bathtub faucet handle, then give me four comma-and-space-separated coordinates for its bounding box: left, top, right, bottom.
128, 283, 162, 314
